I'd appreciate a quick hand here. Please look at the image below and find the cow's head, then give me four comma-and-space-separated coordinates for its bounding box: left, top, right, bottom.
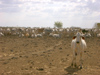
73, 32, 85, 43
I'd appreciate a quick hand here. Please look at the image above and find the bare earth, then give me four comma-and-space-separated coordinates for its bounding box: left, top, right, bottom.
0, 36, 100, 75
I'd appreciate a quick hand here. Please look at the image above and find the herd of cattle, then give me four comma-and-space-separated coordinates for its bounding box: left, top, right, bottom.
0, 27, 100, 38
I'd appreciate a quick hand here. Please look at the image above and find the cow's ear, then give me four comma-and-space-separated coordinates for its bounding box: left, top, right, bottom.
73, 36, 76, 39
82, 37, 85, 40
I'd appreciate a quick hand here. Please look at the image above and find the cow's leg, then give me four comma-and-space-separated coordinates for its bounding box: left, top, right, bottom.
75, 48, 77, 56
71, 49, 77, 67
71, 50, 75, 67
80, 51, 83, 69
74, 55, 77, 67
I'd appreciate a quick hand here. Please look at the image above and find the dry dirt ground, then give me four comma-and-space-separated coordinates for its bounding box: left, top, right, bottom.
0, 36, 100, 75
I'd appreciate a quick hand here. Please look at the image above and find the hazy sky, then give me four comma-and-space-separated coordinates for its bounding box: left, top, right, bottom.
0, 0, 100, 28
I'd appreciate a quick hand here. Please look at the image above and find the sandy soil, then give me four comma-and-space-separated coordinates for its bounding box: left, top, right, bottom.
0, 36, 100, 75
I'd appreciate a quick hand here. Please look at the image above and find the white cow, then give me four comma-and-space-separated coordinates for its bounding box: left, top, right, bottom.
97, 33, 100, 38
49, 33, 53, 36
19, 32, 24, 37
71, 32, 87, 69
85, 33, 91, 38
31, 34, 39, 38
50, 33, 61, 38
36, 33, 43, 37
0, 32, 4, 37
31, 34, 35, 38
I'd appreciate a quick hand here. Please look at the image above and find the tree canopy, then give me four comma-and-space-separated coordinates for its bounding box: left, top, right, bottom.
54, 21, 63, 28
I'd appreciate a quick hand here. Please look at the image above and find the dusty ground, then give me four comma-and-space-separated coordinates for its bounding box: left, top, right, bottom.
0, 36, 100, 75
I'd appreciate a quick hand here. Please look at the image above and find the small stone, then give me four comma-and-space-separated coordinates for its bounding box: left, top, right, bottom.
59, 47, 62, 49
19, 56, 22, 57
37, 68, 44, 71
67, 54, 69, 56
84, 51, 86, 53
10, 50, 13, 52
30, 66, 32, 68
